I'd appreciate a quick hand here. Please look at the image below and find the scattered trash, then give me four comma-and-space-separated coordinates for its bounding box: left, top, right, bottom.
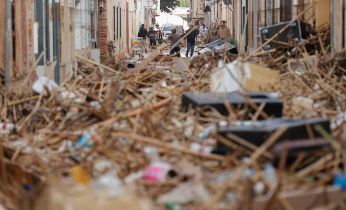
143, 162, 172, 183
143, 147, 172, 183
74, 133, 98, 149
127, 63, 136, 68
0, 122, 15, 134
264, 163, 278, 191
71, 166, 91, 185
333, 173, 346, 192
32, 76, 59, 95
198, 124, 216, 140
1, 15, 346, 210
57, 140, 73, 153
56, 91, 84, 104
165, 203, 183, 210
190, 143, 213, 154
91, 171, 123, 197
292, 96, 314, 110
157, 182, 210, 204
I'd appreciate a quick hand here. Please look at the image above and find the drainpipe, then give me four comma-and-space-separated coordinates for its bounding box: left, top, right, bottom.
253, 0, 258, 49
245, 0, 248, 51
4, 0, 11, 89
330, 0, 334, 51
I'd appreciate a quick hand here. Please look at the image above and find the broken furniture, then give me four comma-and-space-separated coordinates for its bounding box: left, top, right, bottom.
197, 39, 238, 54
181, 91, 283, 118
214, 118, 330, 155
260, 20, 313, 51
271, 138, 332, 169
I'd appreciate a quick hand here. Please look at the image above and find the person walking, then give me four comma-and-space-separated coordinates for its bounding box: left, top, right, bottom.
185, 24, 199, 57
167, 28, 182, 57
217, 21, 231, 41
138, 24, 149, 53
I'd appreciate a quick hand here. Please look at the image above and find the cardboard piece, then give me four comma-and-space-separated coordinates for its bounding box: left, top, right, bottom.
34, 181, 146, 210
210, 60, 280, 93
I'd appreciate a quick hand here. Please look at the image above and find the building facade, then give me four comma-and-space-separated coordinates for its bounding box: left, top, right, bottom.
0, 0, 153, 88
99, 0, 158, 62
199, 0, 332, 51
190, 0, 205, 23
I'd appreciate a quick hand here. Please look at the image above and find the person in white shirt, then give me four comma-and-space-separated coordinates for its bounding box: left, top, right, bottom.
200, 24, 208, 37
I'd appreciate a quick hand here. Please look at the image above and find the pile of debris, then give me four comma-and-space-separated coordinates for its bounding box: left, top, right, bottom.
0, 21, 346, 210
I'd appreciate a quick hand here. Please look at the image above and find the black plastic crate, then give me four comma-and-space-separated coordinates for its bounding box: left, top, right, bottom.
214, 118, 330, 155
181, 91, 283, 118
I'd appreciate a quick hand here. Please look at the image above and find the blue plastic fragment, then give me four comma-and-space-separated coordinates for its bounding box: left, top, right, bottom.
74, 133, 93, 148
333, 173, 346, 192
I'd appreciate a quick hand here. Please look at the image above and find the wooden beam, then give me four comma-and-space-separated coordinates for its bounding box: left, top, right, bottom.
15, 0, 23, 76
333, 0, 343, 51
253, 186, 342, 210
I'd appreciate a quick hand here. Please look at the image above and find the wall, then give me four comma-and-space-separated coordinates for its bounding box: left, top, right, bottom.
0, 1, 6, 78
135, 0, 145, 28
75, 0, 92, 57
192, 0, 204, 20
107, 0, 127, 60
101, 0, 138, 61
0, 0, 36, 87
316, 0, 330, 28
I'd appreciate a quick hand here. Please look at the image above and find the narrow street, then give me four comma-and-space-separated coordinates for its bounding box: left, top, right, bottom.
0, 0, 346, 210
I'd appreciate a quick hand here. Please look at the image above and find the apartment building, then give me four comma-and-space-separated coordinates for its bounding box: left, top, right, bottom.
99, 0, 158, 62
200, 0, 335, 51
0, 0, 156, 87
0, 0, 97, 86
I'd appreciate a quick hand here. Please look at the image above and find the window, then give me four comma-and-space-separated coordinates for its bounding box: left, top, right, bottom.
113, 6, 116, 40
116, 7, 119, 39
120, 8, 122, 38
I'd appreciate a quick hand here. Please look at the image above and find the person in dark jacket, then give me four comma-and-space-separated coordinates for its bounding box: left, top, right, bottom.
185, 24, 199, 57
138, 24, 148, 53
138, 24, 148, 39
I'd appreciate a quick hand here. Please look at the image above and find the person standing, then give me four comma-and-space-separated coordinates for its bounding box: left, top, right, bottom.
185, 24, 199, 57
200, 23, 208, 37
138, 24, 149, 53
167, 28, 182, 57
217, 21, 231, 41
155, 24, 163, 44
138, 24, 148, 39
148, 27, 156, 48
